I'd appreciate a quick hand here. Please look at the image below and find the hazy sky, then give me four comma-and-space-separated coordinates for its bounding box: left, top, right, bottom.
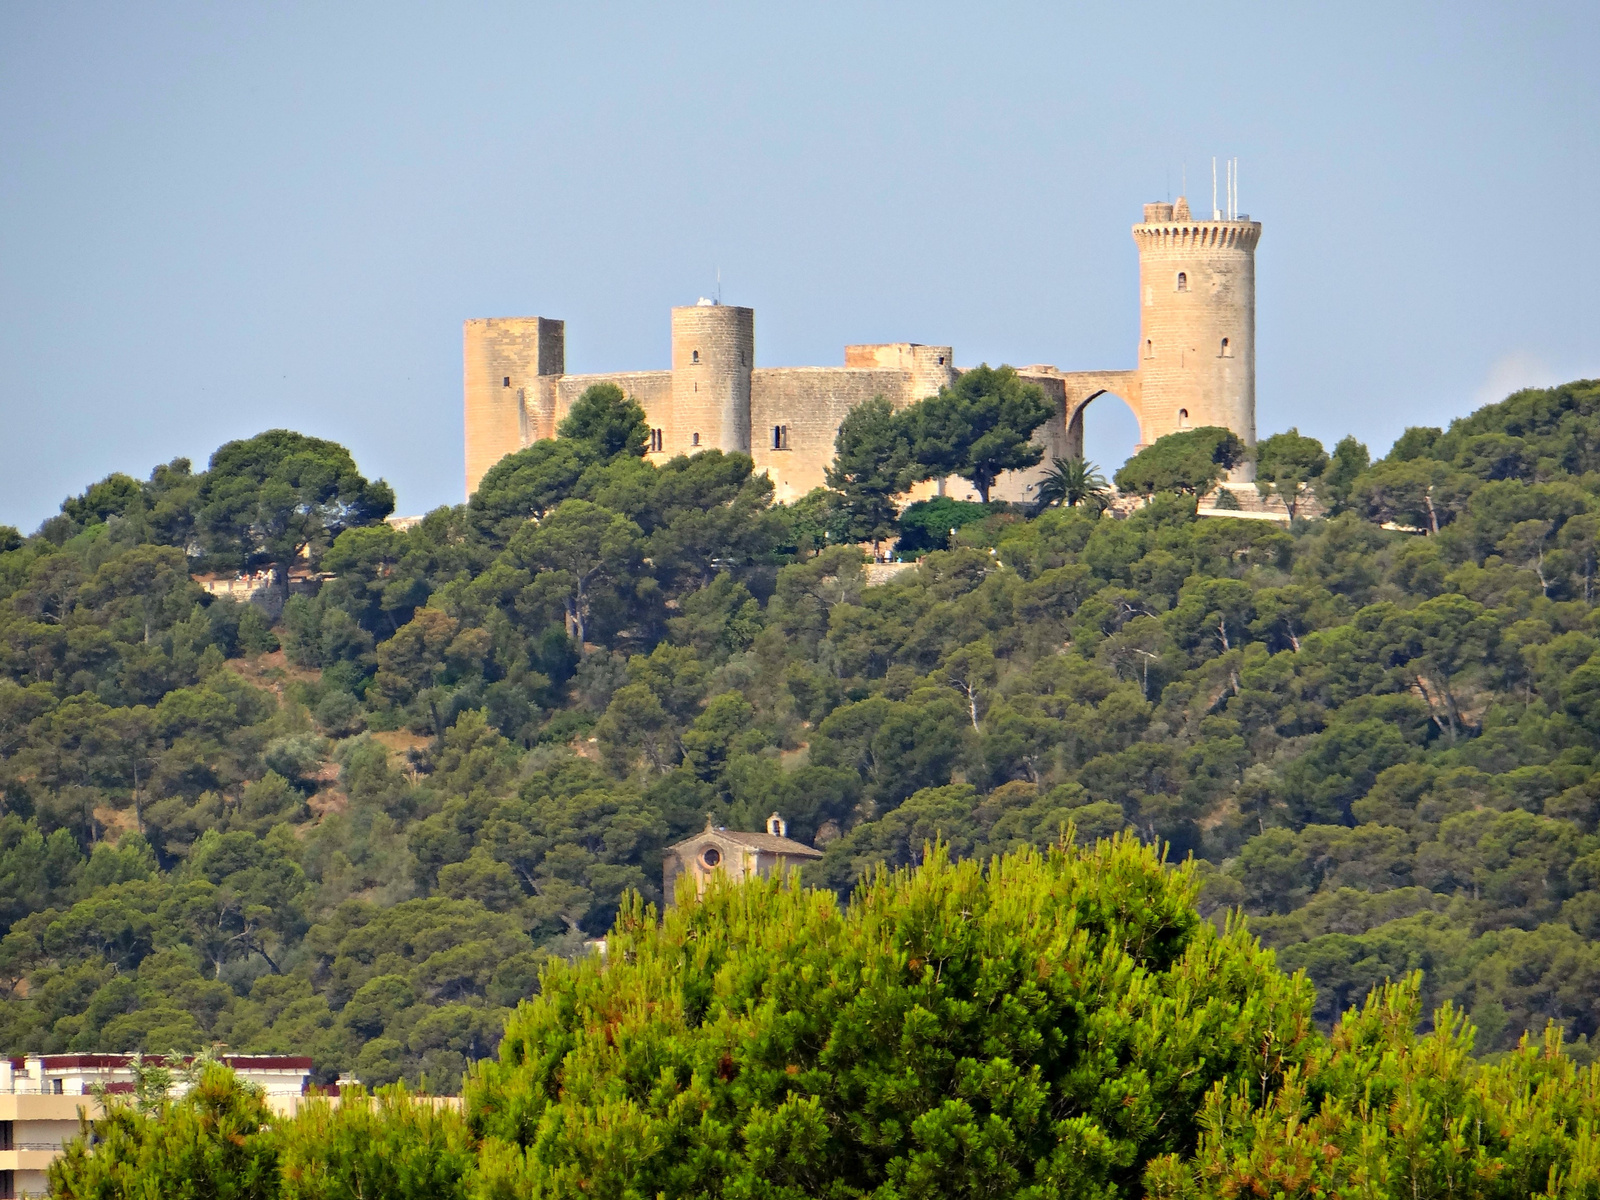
2, 2, 1597, 530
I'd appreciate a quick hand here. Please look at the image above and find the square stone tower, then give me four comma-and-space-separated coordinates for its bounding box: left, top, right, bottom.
464, 317, 564, 496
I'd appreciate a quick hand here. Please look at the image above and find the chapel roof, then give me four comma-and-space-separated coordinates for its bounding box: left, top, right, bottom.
668, 823, 823, 859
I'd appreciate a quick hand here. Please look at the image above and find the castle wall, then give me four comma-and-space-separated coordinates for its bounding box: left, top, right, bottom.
843, 343, 955, 407
992, 370, 1073, 505
1050, 369, 1146, 461
750, 367, 913, 502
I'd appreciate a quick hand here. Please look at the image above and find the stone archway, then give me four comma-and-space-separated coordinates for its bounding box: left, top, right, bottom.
1065, 388, 1143, 473
1058, 371, 1145, 462
986, 368, 1145, 505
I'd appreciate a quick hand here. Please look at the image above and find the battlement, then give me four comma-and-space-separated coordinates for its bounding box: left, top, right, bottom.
843, 343, 952, 371
843, 343, 956, 409
1132, 220, 1262, 251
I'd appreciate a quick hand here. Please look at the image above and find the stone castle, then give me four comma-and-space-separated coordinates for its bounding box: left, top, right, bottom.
464, 196, 1260, 502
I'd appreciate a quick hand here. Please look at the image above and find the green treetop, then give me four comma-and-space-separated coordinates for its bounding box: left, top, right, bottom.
468, 836, 1315, 1198
49, 1059, 281, 1200
1316, 434, 1371, 511
1254, 428, 1329, 520
509, 498, 644, 651
1114, 426, 1247, 497
196, 430, 394, 575
825, 395, 910, 555
555, 382, 649, 460
468, 439, 592, 545
61, 472, 145, 527
901, 365, 1053, 503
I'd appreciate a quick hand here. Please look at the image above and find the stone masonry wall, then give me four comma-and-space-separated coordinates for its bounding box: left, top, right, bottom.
749, 367, 912, 502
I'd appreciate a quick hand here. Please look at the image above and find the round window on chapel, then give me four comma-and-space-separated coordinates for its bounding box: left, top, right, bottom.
701, 846, 722, 869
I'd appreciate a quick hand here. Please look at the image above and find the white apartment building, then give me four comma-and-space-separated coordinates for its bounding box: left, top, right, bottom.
0, 1054, 313, 1197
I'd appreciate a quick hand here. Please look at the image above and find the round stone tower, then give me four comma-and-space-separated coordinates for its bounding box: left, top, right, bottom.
670, 302, 754, 456
1132, 197, 1261, 479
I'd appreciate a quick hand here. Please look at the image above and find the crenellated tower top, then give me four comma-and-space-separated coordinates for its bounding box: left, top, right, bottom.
1133, 199, 1262, 252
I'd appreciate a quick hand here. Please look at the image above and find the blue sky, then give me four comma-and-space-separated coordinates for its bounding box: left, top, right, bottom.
2, 2, 1596, 529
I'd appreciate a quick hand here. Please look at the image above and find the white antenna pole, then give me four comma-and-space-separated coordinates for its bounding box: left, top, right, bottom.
1212, 157, 1218, 219
1236, 157, 1241, 216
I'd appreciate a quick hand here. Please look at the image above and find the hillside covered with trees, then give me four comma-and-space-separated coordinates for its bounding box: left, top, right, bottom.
3, 374, 1600, 1097
50, 841, 1600, 1200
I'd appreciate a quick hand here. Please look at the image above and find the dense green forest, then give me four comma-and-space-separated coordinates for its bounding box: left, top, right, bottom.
4, 375, 1600, 1100
50, 842, 1600, 1200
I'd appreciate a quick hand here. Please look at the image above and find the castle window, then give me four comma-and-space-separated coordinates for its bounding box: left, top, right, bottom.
700, 845, 722, 869
1178, 408, 1189, 428
938, 355, 946, 366
649, 428, 663, 453
692, 349, 700, 364
502, 376, 511, 387
1145, 339, 1154, 359
692, 432, 700, 447
773, 425, 789, 450
1176, 272, 1188, 292
1221, 337, 1231, 357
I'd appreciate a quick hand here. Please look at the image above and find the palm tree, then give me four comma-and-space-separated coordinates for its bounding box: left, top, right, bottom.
1035, 457, 1109, 511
